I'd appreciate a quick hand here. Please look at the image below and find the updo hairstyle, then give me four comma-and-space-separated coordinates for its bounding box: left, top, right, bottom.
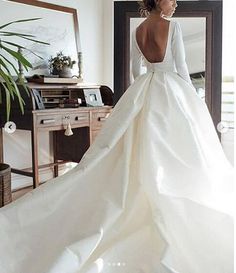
139, 0, 160, 17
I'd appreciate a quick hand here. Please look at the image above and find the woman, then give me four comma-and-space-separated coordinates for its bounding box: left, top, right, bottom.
0, 0, 233, 272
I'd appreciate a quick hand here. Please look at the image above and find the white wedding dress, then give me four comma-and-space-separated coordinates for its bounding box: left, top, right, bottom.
0, 20, 234, 273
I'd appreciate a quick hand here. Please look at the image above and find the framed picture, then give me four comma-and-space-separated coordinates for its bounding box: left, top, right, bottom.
0, 0, 81, 76
84, 89, 104, 107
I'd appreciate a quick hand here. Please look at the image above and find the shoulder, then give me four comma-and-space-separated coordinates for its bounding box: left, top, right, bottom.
171, 20, 182, 31
171, 20, 183, 38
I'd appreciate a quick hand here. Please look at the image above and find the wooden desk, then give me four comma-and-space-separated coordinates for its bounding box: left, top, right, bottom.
0, 83, 113, 188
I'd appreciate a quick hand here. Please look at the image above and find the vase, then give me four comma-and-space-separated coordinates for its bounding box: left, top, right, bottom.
59, 67, 72, 78
52, 67, 60, 75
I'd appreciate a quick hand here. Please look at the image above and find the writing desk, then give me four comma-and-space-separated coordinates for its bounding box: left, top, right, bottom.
0, 83, 113, 188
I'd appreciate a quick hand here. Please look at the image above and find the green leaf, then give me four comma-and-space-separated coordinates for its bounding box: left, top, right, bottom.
0, 70, 25, 119
15, 35, 50, 45
0, 40, 26, 48
0, 18, 42, 30
0, 31, 36, 37
0, 69, 16, 100
0, 54, 20, 75
1, 41, 44, 59
0, 58, 12, 74
1, 83, 11, 121
0, 32, 50, 45
0, 72, 13, 119
1, 44, 32, 69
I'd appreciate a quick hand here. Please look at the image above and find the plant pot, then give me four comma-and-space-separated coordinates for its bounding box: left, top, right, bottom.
52, 67, 60, 75
0, 163, 12, 207
59, 67, 72, 78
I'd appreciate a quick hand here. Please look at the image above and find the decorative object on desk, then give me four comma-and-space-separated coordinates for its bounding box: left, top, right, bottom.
59, 66, 72, 78
72, 52, 83, 81
15, 47, 27, 84
48, 51, 76, 78
64, 122, 73, 136
26, 75, 82, 84
84, 89, 104, 107
0, 18, 49, 120
62, 115, 73, 136
78, 51, 83, 79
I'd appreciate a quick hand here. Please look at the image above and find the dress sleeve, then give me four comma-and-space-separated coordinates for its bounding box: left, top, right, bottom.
131, 30, 142, 80
172, 21, 193, 85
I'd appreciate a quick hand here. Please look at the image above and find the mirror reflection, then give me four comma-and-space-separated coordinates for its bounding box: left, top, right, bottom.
130, 17, 206, 100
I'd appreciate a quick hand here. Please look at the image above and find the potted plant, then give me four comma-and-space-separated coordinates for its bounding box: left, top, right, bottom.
0, 18, 49, 120
0, 18, 49, 206
48, 51, 76, 78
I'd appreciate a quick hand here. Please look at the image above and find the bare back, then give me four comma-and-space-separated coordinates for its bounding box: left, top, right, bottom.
136, 19, 170, 63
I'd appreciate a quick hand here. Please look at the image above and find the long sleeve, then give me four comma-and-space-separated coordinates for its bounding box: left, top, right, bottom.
131, 30, 142, 80
172, 22, 193, 85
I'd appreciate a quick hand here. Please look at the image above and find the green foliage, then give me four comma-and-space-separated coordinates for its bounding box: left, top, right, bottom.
0, 18, 49, 120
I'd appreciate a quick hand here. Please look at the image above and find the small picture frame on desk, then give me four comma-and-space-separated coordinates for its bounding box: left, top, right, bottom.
84, 89, 104, 107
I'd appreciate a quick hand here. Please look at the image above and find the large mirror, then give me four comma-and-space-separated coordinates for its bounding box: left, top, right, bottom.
114, 1, 222, 136
0, 0, 81, 76
130, 17, 206, 100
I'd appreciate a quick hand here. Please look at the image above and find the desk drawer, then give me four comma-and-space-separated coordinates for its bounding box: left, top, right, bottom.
91, 111, 110, 130
64, 113, 89, 126
36, 112, 89, 128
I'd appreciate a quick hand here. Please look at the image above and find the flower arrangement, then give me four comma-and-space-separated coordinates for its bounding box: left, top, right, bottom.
48, 51, 76, 73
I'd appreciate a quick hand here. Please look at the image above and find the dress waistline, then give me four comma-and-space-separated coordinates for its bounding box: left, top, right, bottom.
146, 64, 175, 73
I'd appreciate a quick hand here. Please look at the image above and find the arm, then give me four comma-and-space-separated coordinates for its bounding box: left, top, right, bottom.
172, 22, 193, 85
131, 30, 142, 80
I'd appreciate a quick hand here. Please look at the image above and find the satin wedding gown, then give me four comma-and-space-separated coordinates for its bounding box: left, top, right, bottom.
0, 20, 234, 273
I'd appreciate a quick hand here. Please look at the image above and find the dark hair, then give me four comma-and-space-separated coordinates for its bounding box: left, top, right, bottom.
139, 0, 157, 17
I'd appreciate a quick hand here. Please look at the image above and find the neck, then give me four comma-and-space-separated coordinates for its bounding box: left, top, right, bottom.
149, 9, 162, 19
149, 9, 171, 20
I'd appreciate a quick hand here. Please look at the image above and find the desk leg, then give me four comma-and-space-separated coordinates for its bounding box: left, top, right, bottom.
0, 128, 3, 163
53, 164, 59, 178
31, 125, 39, 188
89, 111, 92, 146
52, 132, 59, 177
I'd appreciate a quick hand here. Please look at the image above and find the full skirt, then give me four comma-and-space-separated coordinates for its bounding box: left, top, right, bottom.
0, 71, 234, 273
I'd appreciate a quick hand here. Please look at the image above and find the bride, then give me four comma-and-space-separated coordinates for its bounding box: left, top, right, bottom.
0, 0, 234, 272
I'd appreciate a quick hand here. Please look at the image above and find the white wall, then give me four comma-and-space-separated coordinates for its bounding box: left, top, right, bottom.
102, 0, 115, 89
222, 0, 236, 78
1, 0, 104, 189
